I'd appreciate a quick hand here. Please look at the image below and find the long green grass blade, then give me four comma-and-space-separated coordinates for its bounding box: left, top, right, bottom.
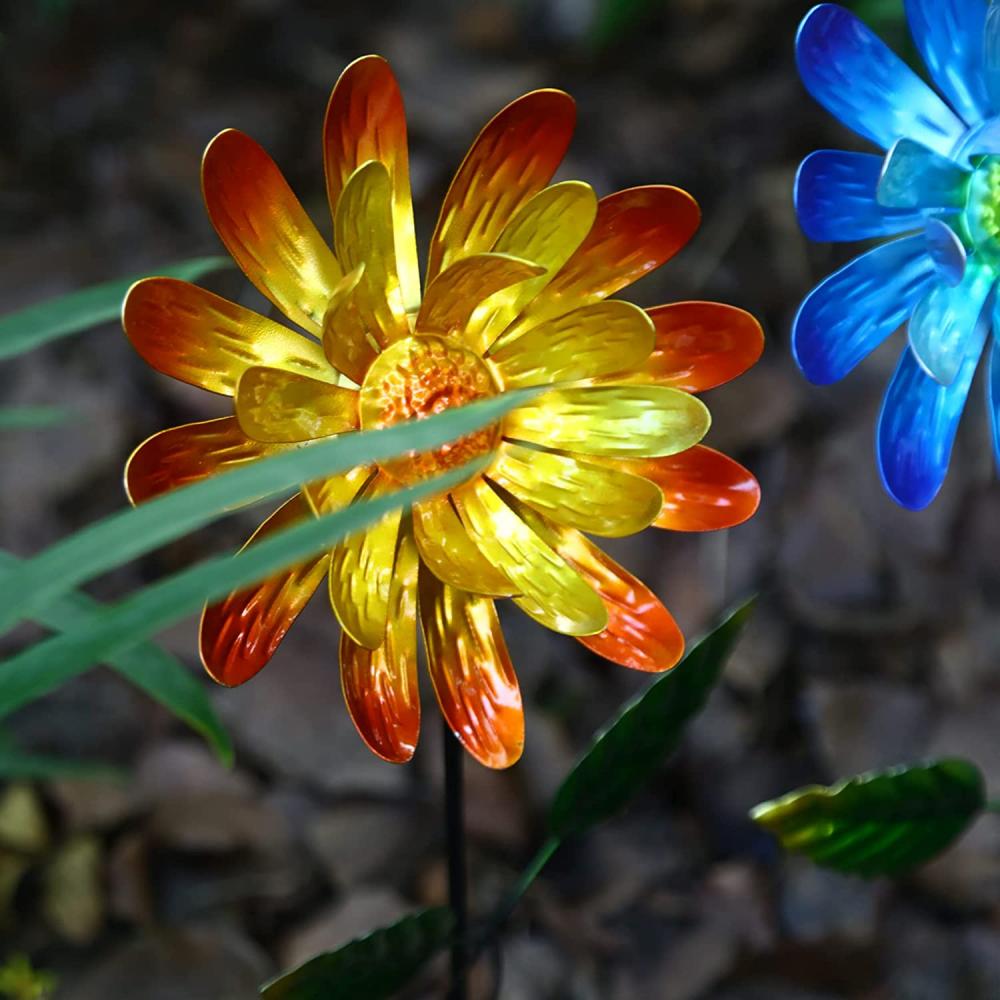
0, 748, 123, 781
0, 256, 231, 360
0, 406, 72, 430
0, 459, 483, 717
0, 550, 232, 764
0, 390, 532, 633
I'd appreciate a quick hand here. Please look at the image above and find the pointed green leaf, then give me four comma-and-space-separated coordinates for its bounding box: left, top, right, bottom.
549, 598, 755, 838
750, 759, 985, 877
0, 458, 485, 712
260, 907, 452, 999
0, 550, 232, 765
0, 256, 231, 360
0, 407, 72, 430
0, 389, 534, 634
0, 748, 122, 781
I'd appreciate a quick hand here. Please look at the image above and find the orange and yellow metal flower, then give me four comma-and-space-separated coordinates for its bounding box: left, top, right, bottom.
123, 56, 763, 769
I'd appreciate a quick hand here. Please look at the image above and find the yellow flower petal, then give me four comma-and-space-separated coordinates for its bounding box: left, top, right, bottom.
321, 265, 378, 386
415, 254, 544, 344
489, 300, 654, 388
201, 129, 342, 334
426, 89, 576, 281
329, 474, 402, 649
470, 180, 598, 352
412, 494, 515, 597
324, 55, 420, 313
235, 366, 359, 442
505, 386, 710, 458
334, 161, 410, 347
488, 442, 662, 537
340, 530, 420, 763
452, 479, 607, 636
419, 568, 524, 769
123, 278, 333, 396
303, 464, 373, 515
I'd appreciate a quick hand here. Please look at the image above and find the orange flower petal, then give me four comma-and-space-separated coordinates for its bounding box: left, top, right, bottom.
201, 129, 342, 334
620, 446, 761, 532
123, 278, 333, 396
124, 417, 287, 505
235, 366, 359, 442
322, 265, 379, 385
489, 300, 654, 388
334, 160, 410, 347
452, 478, 607, 636
520, 507, 683, 673
324, 55, 420, 312
426, 89, 576, 281
329, 474, 401, 649
603, 302, 764, 393
470, 180, 598, 352
412, 494, 515, 597
488, 442, 662, 538
200, 494, 327, 686
416, 253, 544, 343
340, 530, 420, 763
500, 186, 700, 343
419, 566, 524, 769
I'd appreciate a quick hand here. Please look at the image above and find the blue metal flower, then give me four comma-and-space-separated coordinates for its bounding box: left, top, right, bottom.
794, 1, 1000, 509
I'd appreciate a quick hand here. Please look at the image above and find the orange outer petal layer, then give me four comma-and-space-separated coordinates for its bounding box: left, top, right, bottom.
124, 417, 288, 505
522, 508, 683, 673
419, 565, 524, 769
323, 55, 420, 312
340, 531, 421, 764
202, 129, 342, 334
607, 302, 764, 393
426, 89, 576, 281
200, 495, 327, 686
499, 186, 701, 344
618, 446, 761, 532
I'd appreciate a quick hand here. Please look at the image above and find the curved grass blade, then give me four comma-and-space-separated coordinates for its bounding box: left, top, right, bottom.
0, 747, 122, 781
0, 256, 230, 360
750, 759, 985, 877
0, 459, 485, 716
0, 390, 533, 634
0, 550, 232, 765
549, 598, 755, 838
260, 907, 452, 999
0, 407, 72, 430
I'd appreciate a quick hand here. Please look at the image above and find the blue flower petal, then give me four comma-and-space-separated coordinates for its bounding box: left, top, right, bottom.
925, 218, 968, 286
987, 332, 1000, 470
796, 150, 924, 241
797, 4, 965, 157
877, 139, 970, 209
983, 0, 1000, 114
905, 0, 991, 125
908, 259, 994, 385
793, 235, 936, 384
877, 346, 980, 510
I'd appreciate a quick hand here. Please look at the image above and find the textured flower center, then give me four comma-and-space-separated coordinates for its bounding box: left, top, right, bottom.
359, 335, 499, 484
966, 155, 1000, 262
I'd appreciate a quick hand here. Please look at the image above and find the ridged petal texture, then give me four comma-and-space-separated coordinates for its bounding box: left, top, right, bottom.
201, 495, 328, 686
324, 55, 420, 312
796, 4, 964, 156
419, 567, 524, 768
125, 417, 288, 504
340, 531, 420, 763
236, 367, 358, 442
426, 89, 576, 280
201, 129, 342, 333
877, 139, 969, 210
123, 278, 333, 395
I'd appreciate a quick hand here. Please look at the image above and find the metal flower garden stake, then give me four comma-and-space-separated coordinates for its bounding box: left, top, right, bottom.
794, 0, 1000, 509
122, 55, 763, 995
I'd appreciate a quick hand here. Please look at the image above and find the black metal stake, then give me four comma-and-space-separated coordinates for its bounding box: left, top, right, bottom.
443, 718, 468, 1000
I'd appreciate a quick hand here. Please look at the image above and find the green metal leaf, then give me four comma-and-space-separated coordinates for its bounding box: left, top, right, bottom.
0, 257, 230, 361
260, 907, 453, 1000
751, 760, 986, 877
0, 389, 534, 634
0, 748, 122, 781
0, 458, 485, 713
0, 407, 71, 430
0, 550, 232, 766
549, 598, 755, 838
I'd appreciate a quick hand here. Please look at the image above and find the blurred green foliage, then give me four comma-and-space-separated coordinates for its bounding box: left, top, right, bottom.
0, 956, 56, 1000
